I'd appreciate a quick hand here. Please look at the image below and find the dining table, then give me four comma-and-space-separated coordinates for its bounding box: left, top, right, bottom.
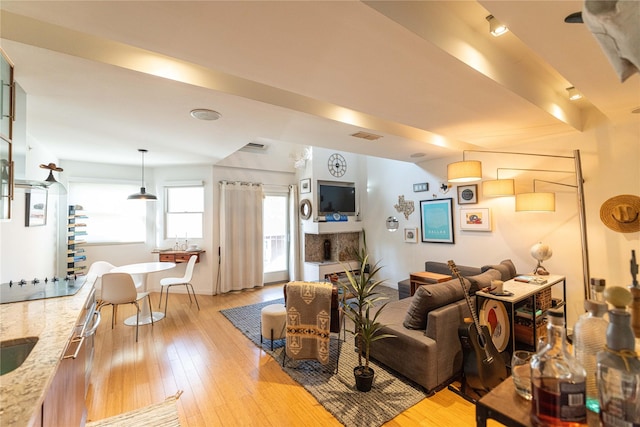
111, 261, 176, 325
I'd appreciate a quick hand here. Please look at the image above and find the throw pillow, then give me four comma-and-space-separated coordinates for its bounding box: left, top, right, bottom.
467, 268, 502, 293
481, 259, 517, 281
403, 278, 469, 330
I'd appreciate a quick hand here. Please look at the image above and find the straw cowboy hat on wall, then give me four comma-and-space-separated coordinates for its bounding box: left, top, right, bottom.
600, 194, 640, 233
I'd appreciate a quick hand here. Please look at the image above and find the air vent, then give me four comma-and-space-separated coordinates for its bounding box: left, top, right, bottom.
350, 131, 383, 141
240, 142, 268, 152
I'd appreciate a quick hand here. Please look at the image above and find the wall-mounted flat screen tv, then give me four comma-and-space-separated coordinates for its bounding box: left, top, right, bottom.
318, 181, 356, 216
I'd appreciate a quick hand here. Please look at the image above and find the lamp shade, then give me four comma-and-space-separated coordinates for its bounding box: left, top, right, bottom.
447, 160, 482, 183
515, 192, 555, 212
128, 148, 157, 201
482, 179, 515, 197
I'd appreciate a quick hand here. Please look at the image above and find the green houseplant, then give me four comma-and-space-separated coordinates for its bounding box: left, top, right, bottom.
341, 234, 394, 392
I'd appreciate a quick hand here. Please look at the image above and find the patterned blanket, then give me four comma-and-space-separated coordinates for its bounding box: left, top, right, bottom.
285, 281, 333, 364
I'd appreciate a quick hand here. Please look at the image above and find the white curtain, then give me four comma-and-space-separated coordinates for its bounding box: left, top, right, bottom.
219, 181, 264, 293
288, 184, 301, 281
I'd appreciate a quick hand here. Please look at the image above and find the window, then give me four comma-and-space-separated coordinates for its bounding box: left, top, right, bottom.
165, 186, 204, 239
263, 193, 288, 281
68, 181, 146, 243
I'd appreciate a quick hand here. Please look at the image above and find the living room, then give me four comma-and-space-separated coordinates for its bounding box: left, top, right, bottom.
0, 2, 638, 426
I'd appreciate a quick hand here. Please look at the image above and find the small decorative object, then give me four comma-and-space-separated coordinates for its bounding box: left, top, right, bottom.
420, 198, 454, 243
394, 195, 415, 220
440, 183, 451, 194
327, 153, 347, 177
530, 242, 553, 275
459, 208, 491, 231
25, 188, 48, 227
323, 239, 331, 261
300, 178, 311, 194
385, 216, 399, 232
326, 213, 347, 222
457, 184, 478, 204
404, 227, 418, 243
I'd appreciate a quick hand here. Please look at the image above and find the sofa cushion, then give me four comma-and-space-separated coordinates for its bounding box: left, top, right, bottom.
481, 259, 517, 281
467, 268, 502, 293
403, 278, 470, 330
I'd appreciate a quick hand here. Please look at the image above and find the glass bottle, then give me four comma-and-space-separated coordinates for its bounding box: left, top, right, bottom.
597, 286, 640, 427
573, 296, 608, 413
531, 308, 587, 426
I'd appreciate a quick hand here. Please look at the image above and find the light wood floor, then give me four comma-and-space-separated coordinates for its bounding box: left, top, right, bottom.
86, 284, 500, 426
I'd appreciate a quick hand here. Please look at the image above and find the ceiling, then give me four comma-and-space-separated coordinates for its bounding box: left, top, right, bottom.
0, 1, 638, 168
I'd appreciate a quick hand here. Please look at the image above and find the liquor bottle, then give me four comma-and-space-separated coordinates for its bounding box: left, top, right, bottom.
573, 279, 608, 413
597, 286, 640, 427
531, 308, 587, 426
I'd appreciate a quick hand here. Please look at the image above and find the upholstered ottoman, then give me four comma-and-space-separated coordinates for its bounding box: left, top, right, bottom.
260, 303, 286, 350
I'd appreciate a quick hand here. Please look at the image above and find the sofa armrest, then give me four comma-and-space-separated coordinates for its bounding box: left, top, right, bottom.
425, 299, 472, 386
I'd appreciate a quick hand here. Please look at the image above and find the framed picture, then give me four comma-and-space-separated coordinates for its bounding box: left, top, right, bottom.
300, 178, 311, 194
25, 188, 48, 227
460, 208, 491, 231
403, 227, 418, 243
420, 198, 454, 243
457, 184, 478, 204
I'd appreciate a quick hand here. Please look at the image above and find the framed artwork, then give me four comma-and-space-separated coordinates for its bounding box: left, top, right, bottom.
460, 207, 491, 231
457, 184, 478, 204
404, 227, 418, 243
25, 188, 48, 227
300, 178, 311, 194
420, 198, 454, 243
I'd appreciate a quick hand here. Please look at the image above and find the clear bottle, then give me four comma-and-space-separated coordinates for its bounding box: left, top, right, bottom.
531, 308, 587, 426
573, 279, 608, 413
597, 286, 640, 427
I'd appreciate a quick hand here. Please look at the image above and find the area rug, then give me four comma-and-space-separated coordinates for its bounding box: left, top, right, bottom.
86, 391, 182, 427
220, 286, 427, 427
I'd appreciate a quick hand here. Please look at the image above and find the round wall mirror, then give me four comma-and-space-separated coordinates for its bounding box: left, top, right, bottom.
300, 199, 312, 220
386, 216, 399, 232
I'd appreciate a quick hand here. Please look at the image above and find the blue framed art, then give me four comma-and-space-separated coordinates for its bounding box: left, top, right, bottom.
420, 198, 454, 243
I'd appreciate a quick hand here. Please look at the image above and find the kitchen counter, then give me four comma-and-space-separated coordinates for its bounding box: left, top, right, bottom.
0, 276, 93, 427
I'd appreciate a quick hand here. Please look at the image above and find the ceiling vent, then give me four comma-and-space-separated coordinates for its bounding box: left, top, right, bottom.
240, 142, 268, 152
350, 131, 383, 141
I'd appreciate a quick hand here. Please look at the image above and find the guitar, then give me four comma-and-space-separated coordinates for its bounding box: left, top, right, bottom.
447, 260, 507, 392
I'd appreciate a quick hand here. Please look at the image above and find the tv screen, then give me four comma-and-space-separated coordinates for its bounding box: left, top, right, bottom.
318, 182, 356, 216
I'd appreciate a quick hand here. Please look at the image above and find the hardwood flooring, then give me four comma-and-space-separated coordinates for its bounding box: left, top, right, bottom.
86, 284, 500, 426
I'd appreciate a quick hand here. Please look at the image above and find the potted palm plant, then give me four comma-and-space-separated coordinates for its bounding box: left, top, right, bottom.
341, 233, 394, 392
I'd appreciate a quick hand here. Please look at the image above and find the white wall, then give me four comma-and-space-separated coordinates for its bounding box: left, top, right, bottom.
362, 120, 640, 328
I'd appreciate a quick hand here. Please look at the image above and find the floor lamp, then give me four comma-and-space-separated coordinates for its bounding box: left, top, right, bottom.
448, 149, 591, 300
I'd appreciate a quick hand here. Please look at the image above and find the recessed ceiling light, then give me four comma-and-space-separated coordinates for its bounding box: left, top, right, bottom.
486, 15, 509, 37
566, 86, 582, 101
190, 109, 221, 121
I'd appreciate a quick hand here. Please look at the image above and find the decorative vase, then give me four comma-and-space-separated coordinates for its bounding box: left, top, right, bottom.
354, 366, 375, 392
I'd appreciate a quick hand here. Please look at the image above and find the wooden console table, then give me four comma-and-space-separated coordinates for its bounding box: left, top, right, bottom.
409, 271, 452, 296
476, 377, 598, 427
154, 250, 205, 263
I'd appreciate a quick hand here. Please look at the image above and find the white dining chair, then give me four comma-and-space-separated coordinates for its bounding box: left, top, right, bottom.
100, 272, 154, 342
87, 261, 116, 306
159, 255, 200, 315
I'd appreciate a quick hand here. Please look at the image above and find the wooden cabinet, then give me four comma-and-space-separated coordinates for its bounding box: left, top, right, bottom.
67, 205, 88, 276
157, 250, 204, 263
0, 48, 14, 221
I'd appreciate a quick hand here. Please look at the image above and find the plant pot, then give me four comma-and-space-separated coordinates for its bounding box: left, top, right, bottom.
354, 366, 375, 392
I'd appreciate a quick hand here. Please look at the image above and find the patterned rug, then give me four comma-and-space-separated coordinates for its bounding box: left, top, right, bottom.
220, 286, 427, 427
86, 392, 182, 427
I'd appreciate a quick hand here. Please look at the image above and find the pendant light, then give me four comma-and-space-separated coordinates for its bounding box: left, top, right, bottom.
39, 162, 67, 195
128, 149, 157, 200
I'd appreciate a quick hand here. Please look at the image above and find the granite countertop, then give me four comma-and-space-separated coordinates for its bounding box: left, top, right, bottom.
0, 276, 93, 427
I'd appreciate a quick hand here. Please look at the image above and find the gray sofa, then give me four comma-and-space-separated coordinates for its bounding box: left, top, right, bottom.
369, 259, 517, 393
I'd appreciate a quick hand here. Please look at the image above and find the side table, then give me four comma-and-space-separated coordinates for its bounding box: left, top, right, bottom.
409, 271, 452, 296
476, 377, 598, 427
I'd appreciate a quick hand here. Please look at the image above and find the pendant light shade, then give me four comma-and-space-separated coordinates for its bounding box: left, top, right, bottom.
128, 149, 157, 200
482, 179, 515, 197
39, 163, 67, 195
447, 160, 482, 183
515, 192, 555, 212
